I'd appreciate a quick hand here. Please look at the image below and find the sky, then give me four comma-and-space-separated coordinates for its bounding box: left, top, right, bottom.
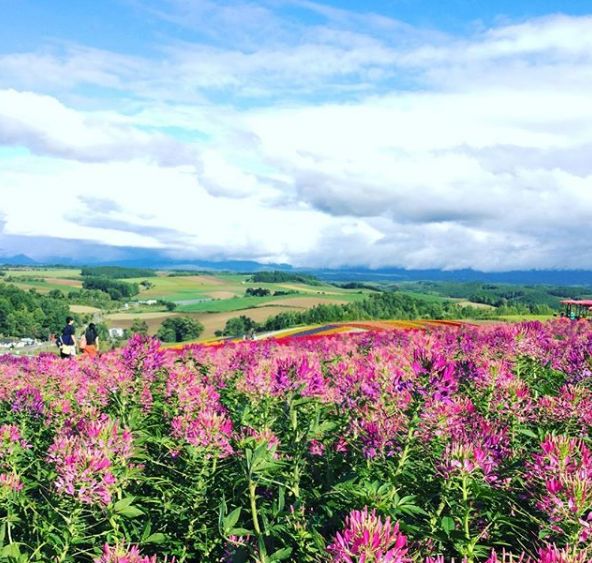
1, 0, 591, 271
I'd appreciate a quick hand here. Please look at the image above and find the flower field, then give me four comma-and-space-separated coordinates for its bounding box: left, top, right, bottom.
2, 321, 592, 561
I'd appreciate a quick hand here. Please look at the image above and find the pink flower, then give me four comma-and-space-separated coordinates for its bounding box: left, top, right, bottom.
94, 543, 174, 563
309, 440, 325, 456
528, 435, 592, 539
0, 472, 23, 492
327, 507, 410, 562
47, 416, 134, 506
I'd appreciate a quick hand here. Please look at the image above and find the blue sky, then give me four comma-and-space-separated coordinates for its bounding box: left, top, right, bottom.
1, 1, 592, 269
2, 0, 591, 50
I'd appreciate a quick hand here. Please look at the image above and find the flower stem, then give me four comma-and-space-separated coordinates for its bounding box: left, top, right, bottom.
461, 475, 473, 562
249, 479, 261, 536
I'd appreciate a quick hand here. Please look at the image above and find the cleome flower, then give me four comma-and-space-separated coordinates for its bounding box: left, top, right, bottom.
47, 415, 134, 506
327, 507, 410, 562
528, 435, 592, 541
170, 410, 234, 458
0, 424, 28, 496
94, 542, 175, 562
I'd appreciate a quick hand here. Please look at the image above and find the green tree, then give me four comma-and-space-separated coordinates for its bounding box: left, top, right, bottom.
158, 300, 177, 312
130, 318, 149, 335
223, 315, 258, 337
157, 316, 204, 343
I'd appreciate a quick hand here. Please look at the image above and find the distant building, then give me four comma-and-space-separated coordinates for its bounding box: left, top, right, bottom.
0, 337, 39, 350
109, 327, 125, 339
138, 299, 158, 305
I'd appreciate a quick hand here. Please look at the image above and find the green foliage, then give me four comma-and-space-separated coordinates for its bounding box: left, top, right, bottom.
0, 282, 71, 338
157, 316, 204, 342
223, 316, 258, 337
333, 282, 382, 292
400, 280, 590, 311
130, 319, 150, 336
260, 292, 483, 332
245, 287, 271, 297
158, 300, 177, 312
81, 266, 156, 279
251, 271, 322, 285
82, 277, 140, 300
67, 289, 116, 310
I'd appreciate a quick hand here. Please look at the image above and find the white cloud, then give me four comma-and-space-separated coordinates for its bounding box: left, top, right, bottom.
1, 8, 592, 270
0, 89, 197, 165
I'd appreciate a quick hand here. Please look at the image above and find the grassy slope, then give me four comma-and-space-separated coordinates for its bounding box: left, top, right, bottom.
2, 268, 83, 293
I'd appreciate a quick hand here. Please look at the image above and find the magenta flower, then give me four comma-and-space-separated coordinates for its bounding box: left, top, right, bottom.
537, 545, 592, 563
309, 439, 325, 456
47, 416, 134, 506
528, 435, 592, 540
170, 410, 233, 458
0, 472, 23, 493
327, 507, 410, 562
94, 543, 173, 562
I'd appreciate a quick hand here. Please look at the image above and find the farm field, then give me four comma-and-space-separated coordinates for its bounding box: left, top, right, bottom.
2, 268, 82, 279
0, 267, 579, 345
69, 304, 102, 314
105, 302, 352, 339
1, 267, 83, 293
1, 320, 592, 561
128, 273, 372, 307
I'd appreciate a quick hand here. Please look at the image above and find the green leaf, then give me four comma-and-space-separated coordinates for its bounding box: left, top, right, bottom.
269, 547, 293, 561
113, 496, 135, 513
1, 543, 21, 559
223, 507, 242, 532
516, 427, 538, 439
228, 527, 252, 536
118, 506, 145, 519
277, 486, 285, 514
141, 521, 152, 542
144, 533, 166, 545
441, 516, 455, 535
218, 497, 228, 534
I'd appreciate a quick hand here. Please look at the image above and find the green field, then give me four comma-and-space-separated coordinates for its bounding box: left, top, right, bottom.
175, 292, 367, 313
2, 268, 83, 293
497, 314, 555, 322
1, 266, 579, 343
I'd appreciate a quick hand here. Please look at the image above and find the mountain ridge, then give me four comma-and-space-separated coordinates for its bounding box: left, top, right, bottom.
2, 253, 592, 285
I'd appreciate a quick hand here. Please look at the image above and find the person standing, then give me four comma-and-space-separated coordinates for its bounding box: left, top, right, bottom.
60, 316, 77, 359
81, 322, 100, 357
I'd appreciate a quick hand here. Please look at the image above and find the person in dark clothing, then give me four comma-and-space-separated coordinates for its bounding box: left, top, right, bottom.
82, 322, 100, 357
60, 316, 77, 359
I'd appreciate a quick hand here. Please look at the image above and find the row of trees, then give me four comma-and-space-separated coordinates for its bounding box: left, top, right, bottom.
257, 293, 453, 333
251, 271, 321, 285
219, 292, 556, 337
245, 287, 298, 297
80, 266, 156, 279
82, 277, 140, 300
156, 317, 204, 342
409, 281, 572, 309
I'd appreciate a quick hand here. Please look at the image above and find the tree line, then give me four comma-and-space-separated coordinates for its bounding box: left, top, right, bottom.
221, 291, 555, 337
81, 277, 140, 300
250, 271, 322, 285
80, 266, 156, 279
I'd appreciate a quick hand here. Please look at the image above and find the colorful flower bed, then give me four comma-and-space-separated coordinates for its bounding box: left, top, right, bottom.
2, 320, 592, 561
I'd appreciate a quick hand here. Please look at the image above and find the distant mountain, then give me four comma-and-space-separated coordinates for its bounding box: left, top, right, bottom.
2, 233, 592, 285
307, 267, 592, 286
0, 254, 38, 266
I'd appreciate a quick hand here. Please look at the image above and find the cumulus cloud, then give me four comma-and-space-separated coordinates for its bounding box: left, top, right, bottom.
0, 4, 591, 270
0, 90, 198, 165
